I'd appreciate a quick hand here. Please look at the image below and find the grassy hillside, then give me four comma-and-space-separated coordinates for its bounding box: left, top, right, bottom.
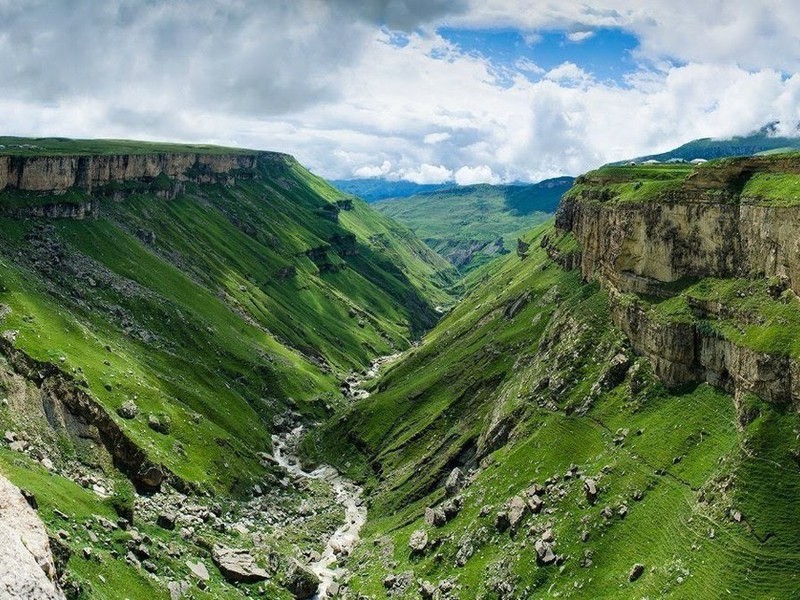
0, 139, 459, 598
373, 178, 573, 272
306, 221, 800, 599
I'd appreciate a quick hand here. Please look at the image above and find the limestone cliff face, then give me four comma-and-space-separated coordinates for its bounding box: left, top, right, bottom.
0, 152, 258, 193
556, 156, 800, 410
557, 157, 800, 296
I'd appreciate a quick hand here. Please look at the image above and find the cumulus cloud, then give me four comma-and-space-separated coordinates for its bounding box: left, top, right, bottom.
1, 1, 800, 184
424, 132, 452, 144
397, 164, 454, 184
455, 165, 500, 185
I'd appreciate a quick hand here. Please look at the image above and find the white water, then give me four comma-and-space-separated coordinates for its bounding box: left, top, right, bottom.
272, 427, 367, 599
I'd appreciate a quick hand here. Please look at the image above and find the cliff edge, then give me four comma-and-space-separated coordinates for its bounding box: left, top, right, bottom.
553, 155, 800, 413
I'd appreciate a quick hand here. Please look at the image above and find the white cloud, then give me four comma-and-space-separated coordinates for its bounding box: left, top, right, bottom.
424, 132, 452, 144
1, 1, 800, 185
353, 160, 392, 178
455, 165, 501, 185
397, 164, 454, 184
566, 31, 594, 42
545, 62, 593, 85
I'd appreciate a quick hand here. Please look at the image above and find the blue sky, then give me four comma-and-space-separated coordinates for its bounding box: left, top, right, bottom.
437, 27, 641, 85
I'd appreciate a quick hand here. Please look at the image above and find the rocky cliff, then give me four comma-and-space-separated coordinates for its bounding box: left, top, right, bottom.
555, 156, 800, 410
0, 152, 259, 193
557, 156, 800, 296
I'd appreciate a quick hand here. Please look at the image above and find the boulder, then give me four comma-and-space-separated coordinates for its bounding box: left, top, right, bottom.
211, 545, 269, 583
441, 496, 463, 521
186, 560, 210, 582
584, 478, 598, 504
408, 529, 428, 554
527, 493, 544, 514
157, 512, 177, 531
445, 467, 465, 497
420, 581, 436, 599
494, 511, 510, 532
117, 401, 139, 420
507, 495, 527, 529
286, 559, 319, 599
0, 475, 66, 598
534, 539, 556, 566
425, 507, 446, 527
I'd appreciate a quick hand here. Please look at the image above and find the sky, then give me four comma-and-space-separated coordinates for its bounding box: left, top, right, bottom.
2, 1, 800, 184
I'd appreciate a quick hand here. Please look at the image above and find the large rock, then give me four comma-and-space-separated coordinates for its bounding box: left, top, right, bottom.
409, 529, 428, 554
0, 475, 66, 599
506, 495, 527, 530
286, 559, 320, 599
445, 467, 465, 497
211, 545, 269, 583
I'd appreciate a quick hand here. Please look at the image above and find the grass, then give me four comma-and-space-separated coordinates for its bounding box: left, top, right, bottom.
373, 180, 573, 273
307, 220, 800, 598
0, 136, 259, 156
741, 172, 800, 205
0, 147, 456, 494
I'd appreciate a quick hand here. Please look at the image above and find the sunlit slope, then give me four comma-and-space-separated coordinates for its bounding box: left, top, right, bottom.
308, 222, 800, 599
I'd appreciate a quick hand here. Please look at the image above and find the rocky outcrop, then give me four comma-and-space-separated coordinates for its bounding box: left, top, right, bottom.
557, 158, 800, 296
0, 337, 170, 492
555, 156, 800, 410
0, 151, 269, 219
609, 285, 800, 410
0, 153, 258, 194
0, 475, 66, 599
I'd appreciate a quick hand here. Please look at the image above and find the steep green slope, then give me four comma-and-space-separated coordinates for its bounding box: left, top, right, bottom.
308, 221, 800, 599
0, 140, 457, 597
373, 178, 574, 273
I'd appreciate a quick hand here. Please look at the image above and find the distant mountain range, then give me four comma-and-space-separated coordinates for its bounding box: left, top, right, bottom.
620, 122, 800, 164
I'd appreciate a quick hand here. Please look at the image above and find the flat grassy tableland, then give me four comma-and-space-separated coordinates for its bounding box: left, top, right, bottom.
0, 136, 258, 156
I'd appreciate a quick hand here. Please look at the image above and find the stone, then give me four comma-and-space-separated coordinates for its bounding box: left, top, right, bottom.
148, 414, 172, 435
167, 580, 191, 600
420, 580, 436, 599
409, 529, 428, 554
425, 507, 446, 527
527, 493, 544, 514
507, 495, 527, 529
211, 545, 269, 583
40, 457, 54, 471
618, 505, 629, 519
157, 512, 177, 531
0, 475, 67, 597
584, 478, 598, 504
629, 563, 645, 582
445, 467, 465, 497
442, 496, 463, 521
3, 430, 16, 443
534, 539, 556, 566
117, 401, 139, 420
20, 489, 37, 510
494, 511, 510, 532
186, 560, 210, 582
286, 559, 320, 599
